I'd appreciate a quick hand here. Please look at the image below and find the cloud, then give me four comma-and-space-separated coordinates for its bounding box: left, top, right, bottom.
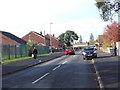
50, 18, 109, 41
0, 0, 96, 25
0, 0, 112, 42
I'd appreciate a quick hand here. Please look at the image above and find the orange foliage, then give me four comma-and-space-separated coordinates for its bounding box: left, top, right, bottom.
104, 21, 119, 45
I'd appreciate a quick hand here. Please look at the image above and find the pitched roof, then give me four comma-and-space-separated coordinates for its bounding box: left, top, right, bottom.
0, 31, 26, 44
32, 31, 50, 40
45, 34, 58, 41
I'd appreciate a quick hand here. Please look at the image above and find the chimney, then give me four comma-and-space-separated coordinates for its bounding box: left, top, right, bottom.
40, 31, 42, 35
53, 34, 54, 37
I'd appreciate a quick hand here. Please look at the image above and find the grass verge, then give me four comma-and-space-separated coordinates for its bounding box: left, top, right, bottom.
2, 53, 52, 64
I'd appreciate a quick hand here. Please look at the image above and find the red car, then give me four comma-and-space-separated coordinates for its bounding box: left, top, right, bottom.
65, 47, 75, 55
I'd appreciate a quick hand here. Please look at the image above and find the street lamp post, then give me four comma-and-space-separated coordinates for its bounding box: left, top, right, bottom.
44, 30, 46, 45
50, 22, 53, 53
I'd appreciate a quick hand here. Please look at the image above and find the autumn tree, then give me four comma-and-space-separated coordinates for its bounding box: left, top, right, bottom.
104, 21, 119, 46
102, 33, 111, 48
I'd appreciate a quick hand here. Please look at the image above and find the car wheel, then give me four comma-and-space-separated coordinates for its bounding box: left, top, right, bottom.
94, 55, 97, 58
83, 56, 86, 60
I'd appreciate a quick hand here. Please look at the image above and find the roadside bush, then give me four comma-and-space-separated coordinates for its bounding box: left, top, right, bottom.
27, 41, 36, 56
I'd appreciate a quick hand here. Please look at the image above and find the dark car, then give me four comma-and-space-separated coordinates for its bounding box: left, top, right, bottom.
65, 47, 75, 55
82, 46, 97, 60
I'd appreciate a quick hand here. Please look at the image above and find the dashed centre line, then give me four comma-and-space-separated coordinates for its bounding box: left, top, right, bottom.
32, 60, 68, 84
73, 55, 76, 57
53, 65, 61, 71
62, 61, 68, 64
32, 73, 49, 84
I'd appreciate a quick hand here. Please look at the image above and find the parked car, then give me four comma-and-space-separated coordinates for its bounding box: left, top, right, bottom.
82, 46, 97, 60
65, 47, 75, 55
90, 45, 97, 50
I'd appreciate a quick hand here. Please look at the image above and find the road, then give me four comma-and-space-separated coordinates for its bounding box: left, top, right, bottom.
2, 51, 99, 88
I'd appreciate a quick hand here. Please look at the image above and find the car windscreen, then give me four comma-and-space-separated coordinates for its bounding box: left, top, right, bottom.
84, 47, 94, 50
66, 48, 73, 50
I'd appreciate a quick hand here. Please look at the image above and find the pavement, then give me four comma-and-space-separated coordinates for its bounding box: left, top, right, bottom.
2, 52, 65, 76
92, 50, 119, 89
1, 50, 120, 89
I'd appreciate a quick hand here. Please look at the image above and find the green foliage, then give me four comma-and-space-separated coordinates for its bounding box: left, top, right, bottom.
58, 30, 79, 46
95, 1, 120, 21
27, 41, 37, 56
58, 33, 65, 43
89, 33, 94, 45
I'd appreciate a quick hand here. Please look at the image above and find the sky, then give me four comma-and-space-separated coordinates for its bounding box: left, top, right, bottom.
0, 0, 118, 42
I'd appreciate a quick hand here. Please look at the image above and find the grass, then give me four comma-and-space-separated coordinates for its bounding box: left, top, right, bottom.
2, 53, 52, 64
37, 53, 53, 57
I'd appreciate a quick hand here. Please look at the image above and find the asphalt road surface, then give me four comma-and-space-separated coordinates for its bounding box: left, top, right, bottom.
2, 51, 99, 88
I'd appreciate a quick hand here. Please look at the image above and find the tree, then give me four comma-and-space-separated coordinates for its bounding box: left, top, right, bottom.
57, 33, 65, 43
58, 30, 79, 46
27, 41, 36, 56
102, 33, 111, 48
79, 35, 82, 43
104, 21, 119, 46
95, 1, 120, 21
89, 33, 94, 45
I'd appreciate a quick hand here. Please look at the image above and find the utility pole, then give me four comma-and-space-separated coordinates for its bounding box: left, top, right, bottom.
50, 22, 53, 53
44, 30, 46, 45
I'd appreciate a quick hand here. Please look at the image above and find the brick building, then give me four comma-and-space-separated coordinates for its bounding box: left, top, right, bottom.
98, 35, 105, 46
45, 34, 65, 49
22, 31, 50, 46
0, 31, 26, 45
58, 40, 65, 48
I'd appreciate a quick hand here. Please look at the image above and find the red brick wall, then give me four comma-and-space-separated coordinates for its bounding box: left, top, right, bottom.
0, 33, 20, 45
45, 34, 59, 48
58, 40, 65, 48
52, 37, 59, 48
45, 38, 50, 46
22, 32, 45, 45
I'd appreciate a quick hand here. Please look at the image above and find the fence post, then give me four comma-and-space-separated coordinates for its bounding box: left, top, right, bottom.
26, 45, 28, 57
0, 44, 2, 62
20, 45, 22, 57
15, 45, 17, 58
8, 45, 10, 59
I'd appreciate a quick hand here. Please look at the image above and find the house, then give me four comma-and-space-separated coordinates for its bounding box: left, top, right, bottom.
98, 35, 105, 46
0, 31, 26, 45
22, 31, 50, 46
58, 40, 65, 49
45, 34, 65, 49
72, 42, 88, 48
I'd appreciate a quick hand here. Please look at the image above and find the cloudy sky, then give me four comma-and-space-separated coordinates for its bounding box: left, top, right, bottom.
0, 0, 118, 42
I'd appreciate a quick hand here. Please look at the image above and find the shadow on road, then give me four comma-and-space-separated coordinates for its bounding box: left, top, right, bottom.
97, 55, 113, 59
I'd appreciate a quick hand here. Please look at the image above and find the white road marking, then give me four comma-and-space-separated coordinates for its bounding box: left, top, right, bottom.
39, 60, 42, 62
53, 65, 61, 71
73, 55, 76, 57
32, 73, 49, 84
62, 61, 68, 64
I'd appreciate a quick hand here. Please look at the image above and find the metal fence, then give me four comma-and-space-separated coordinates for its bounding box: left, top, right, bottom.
35, 45, 49, 55
2, 44, 49, 60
